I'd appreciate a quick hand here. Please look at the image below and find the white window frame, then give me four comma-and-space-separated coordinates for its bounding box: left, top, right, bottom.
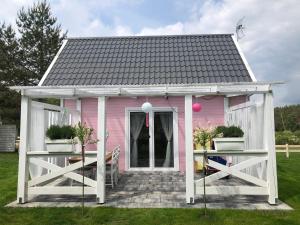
125, 107, 179, 171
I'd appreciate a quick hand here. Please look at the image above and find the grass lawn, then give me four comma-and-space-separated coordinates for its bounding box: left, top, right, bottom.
0, 152, 300, 225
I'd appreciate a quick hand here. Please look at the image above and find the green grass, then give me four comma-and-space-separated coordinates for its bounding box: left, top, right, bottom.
0, 152, 300, 225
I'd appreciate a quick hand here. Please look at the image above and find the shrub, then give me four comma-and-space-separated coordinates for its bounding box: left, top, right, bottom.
60, 125, 75, 139
214, 125, 244, 138
275, 130, 300, 145
46, 125, 75, 140
193, 128, 211, 148
294, 130, 300, 139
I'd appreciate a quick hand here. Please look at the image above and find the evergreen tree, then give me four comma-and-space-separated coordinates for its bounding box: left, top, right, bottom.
16, 1, 67, 85
0, 23, 22, 126
0, 1, 66, 126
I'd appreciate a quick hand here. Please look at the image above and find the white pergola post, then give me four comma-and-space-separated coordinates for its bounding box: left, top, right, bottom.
97, 96, 106, 203
76, 99, 81, 122
17, 96, 31, 203
263, 92, 278, 205
185, 95, 194, 203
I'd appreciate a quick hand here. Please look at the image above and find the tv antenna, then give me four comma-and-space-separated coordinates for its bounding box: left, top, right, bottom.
236, 17, 246, 41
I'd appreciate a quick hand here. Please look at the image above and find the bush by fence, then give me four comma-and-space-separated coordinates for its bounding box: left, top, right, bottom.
275, 130, 300, 145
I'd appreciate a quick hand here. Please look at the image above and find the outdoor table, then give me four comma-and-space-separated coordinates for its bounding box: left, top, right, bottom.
68, 151, 113, 165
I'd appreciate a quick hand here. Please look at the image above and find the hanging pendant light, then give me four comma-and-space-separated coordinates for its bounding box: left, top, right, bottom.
192, 103, 202, 112
141, 102, 152, 128
141, 102, 153, 113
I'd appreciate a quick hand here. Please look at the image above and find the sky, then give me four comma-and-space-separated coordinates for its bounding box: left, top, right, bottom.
0, 0, 299, 106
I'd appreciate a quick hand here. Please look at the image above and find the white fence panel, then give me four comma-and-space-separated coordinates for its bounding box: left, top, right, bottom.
225, 102, 266, 179
29, 101, 72, 178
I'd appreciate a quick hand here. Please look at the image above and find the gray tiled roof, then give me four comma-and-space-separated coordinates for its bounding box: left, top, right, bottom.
41, 34, 253, 86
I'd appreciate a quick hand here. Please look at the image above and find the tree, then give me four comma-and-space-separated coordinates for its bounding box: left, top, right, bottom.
0, 23, 24, 126
0, 1, 66, 127
16, 1, 67, 85
275, 105, 300, 132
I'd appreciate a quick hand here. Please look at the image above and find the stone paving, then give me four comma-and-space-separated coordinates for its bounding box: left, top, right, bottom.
7, 172, 292, 210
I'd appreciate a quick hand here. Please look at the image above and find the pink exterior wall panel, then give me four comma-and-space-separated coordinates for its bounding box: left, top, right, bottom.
229, 95, 248, 107
64, 96, 226, 172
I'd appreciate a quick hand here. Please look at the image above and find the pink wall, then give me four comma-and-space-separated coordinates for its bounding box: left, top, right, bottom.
229, 95, 248, 107
64, 96, 226, 172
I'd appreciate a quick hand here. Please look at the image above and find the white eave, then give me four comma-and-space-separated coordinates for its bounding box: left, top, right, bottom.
231, 35, 257, 82
10, 82, 282, 98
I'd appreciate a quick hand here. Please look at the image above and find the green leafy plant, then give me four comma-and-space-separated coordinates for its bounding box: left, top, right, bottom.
46, 125, 61, 140
214, 125, 244, 138
276, 130, 300, 145
73, 122, 98, 215
46, 125, 75, 140
60, 125, 75, 139
194, 128, 212, 149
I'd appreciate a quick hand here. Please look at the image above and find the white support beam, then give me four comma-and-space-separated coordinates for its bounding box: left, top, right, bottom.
263, 92, 278, 205
195, 156, 268, 187
17, 96, 31, 203
11, 82, 279, 98
185, 95, 194, 204
28, 158, 97, 188
97, 96, 106, 204
60, 99, 64, 107
29, 158, 96, 186
224, 97, 229, 126
28, 187, 96, 195
76, 99, 81, 122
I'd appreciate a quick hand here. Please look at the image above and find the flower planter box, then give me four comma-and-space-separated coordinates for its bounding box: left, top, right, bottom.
46, 139, 74, 152
213, 138, 244, 151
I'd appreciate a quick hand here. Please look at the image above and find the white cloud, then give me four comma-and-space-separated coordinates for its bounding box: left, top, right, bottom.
135, 0, 300, 105
138, 22, 184, 36
0, 0, 299, 105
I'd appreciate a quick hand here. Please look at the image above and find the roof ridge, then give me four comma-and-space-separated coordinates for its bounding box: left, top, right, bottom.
66, 33, 234, 40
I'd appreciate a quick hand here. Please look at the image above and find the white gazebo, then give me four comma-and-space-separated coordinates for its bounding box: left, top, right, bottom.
11, 81, 279, 205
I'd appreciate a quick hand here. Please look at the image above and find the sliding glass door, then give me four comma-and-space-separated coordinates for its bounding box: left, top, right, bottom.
129, 110, 176, 170
129, 112, 150, 168
154, 112, 174, 168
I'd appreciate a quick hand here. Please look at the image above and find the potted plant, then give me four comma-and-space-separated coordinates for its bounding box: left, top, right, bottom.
213, 125, 244, 151
193, 127, 212, 150
45, 125, 75, 152
193, 127, 212, 172
73, 122, 98, 215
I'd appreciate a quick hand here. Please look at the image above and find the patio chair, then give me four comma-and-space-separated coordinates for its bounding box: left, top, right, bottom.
106, 146, 120, 188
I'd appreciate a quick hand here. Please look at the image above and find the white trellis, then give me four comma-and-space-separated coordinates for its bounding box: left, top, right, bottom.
15, 83, 278, 205
17, 96, 107, 204
225, 101, 266, 179
29, 101, 73, 178
189, 93, 278, 205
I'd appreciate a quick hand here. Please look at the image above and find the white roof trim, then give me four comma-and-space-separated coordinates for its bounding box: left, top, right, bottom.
10, 82, 281, 98
231, 35, 257, 82
38, 39, 68, 86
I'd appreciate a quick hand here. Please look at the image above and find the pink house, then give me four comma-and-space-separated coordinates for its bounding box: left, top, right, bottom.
12, 34, 278, 205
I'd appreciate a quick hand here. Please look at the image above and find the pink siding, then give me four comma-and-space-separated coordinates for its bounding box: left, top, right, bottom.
64, 96, 226, 172
64, 99, 76, 110
81, 98, 98, 150
229, 95, 248, 107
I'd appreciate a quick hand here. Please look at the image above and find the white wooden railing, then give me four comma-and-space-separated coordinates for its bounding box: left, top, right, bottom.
18, 97, 107, 204
225, 102, 266, 179
29, 101, 76, 178
190, 94, 278, 205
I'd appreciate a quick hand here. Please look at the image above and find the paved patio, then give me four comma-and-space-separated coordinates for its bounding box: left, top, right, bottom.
7, 172, 292, 210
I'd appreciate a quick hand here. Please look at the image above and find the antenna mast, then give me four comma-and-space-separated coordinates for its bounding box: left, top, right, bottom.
236, 17, 246, 41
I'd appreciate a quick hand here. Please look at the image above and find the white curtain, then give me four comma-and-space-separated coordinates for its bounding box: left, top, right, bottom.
160, 113, 173, 167
130, 113, 145, 167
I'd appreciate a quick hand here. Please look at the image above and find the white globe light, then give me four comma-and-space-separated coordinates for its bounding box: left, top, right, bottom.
141, 102, 153, 113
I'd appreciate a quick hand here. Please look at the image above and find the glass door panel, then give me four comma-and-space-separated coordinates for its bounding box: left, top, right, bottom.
154, 112, 174, 168
130, 112, 150, 168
